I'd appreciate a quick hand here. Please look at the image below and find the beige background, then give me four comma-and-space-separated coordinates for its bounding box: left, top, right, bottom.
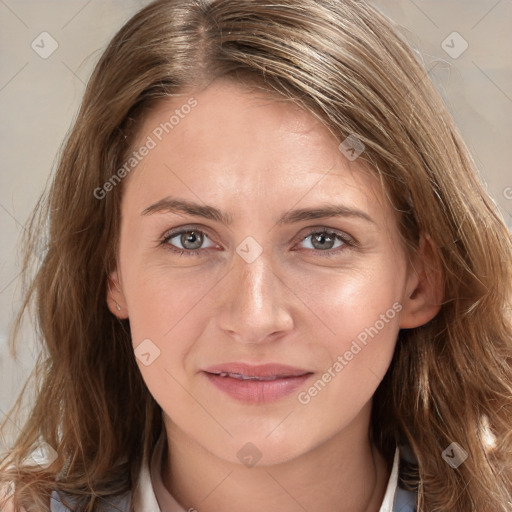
1, 0, 511, 450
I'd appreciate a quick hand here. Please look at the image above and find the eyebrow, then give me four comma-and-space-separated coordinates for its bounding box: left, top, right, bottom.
141, 197, 376, 226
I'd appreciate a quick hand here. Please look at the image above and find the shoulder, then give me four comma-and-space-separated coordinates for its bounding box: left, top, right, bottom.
1, 485, 131, 512
49, 489, 132, 511
393, 485, 417, 512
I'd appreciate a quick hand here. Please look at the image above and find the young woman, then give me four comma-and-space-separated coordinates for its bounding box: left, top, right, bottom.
1, 0, 511, 511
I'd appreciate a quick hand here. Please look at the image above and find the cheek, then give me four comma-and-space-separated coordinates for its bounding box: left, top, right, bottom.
125, 262, 213, 341
125, 268, 206, 416
121, 272, 194, 399
294, 261, 403, 399
294, 313, 400, 440
300, 259, 404, 341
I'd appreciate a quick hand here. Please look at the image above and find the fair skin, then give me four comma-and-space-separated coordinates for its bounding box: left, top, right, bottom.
107, 79, 441, 512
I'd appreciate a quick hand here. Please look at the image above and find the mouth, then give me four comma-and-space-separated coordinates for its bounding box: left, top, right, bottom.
202, 363, 313, 403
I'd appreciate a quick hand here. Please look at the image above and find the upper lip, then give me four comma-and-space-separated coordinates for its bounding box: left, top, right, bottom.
203, 363, 312, 378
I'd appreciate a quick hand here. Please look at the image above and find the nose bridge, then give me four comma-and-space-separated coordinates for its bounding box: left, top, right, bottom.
238, 252, 272, 312
217, 246, 293, 343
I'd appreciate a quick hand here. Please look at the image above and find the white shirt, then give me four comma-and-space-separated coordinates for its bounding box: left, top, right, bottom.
131, 431, 401, 512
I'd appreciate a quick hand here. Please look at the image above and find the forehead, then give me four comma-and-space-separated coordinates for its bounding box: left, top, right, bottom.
136, 80, 339, 158
124, 79, 395, 230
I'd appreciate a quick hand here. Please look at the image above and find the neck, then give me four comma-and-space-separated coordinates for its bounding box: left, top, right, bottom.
159, 409, 391, 512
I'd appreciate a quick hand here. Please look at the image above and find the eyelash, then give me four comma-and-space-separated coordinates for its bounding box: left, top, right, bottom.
159, 226, 357, 258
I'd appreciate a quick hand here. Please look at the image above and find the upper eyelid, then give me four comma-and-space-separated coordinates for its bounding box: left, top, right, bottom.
162, 225, 216, 243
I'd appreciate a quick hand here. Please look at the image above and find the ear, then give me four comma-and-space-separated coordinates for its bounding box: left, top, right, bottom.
106, 269, 129, 319
399, 233, 444, 329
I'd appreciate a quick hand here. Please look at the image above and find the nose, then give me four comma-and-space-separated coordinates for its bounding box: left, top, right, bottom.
216, 250, 294, 344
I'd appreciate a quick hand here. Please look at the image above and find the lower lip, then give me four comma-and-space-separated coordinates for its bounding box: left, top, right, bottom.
203, 372, 313, 404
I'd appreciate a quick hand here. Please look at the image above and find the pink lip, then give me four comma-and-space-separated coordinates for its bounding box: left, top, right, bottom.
202, 363, 313, 404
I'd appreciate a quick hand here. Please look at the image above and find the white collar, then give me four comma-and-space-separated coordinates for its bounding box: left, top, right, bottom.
378, 445, 400, 512
131, 431, 401, 512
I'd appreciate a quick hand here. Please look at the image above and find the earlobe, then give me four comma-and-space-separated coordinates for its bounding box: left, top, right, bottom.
399, 233, 444, 329
106, 269, 129, 319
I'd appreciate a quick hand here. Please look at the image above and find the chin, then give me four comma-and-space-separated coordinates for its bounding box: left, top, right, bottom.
213, 433, 312, 468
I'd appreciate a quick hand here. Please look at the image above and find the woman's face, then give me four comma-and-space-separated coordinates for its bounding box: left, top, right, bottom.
110, 79, 436, 465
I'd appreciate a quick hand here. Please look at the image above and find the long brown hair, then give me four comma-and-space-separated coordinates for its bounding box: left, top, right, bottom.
1, 0, 511, 510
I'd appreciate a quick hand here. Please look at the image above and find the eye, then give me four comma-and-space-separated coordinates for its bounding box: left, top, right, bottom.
160, 228, 217, 257
295, 228, 355, 257
159, 226, 356, 258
